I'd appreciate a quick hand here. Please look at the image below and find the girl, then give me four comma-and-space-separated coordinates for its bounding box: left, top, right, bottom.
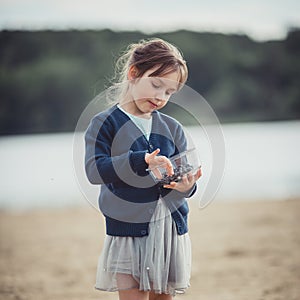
85, 38, 202, 300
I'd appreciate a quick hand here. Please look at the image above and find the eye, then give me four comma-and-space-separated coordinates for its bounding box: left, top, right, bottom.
151, 81, 161, 89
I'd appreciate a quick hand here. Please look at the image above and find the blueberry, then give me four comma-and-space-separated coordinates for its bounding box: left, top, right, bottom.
158, 163, 194, 186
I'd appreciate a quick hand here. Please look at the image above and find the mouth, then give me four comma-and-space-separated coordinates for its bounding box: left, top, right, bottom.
148, 100, 158, 109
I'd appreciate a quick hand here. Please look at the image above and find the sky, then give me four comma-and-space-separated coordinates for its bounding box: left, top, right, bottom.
0, 0, 299, 41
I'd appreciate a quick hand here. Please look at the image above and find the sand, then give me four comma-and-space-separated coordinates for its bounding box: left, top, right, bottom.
0, 198, 299, 300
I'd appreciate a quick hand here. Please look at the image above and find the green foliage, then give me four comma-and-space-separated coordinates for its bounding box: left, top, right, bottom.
0, 29, 299, 135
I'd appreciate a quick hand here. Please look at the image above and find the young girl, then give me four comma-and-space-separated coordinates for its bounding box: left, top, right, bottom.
85, 38, 202, 300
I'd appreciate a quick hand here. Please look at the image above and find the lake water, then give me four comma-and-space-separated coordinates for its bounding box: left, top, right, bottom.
0, 121, 299, 211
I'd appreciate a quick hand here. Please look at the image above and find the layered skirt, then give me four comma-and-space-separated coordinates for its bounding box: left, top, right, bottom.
95, 198, 191, 296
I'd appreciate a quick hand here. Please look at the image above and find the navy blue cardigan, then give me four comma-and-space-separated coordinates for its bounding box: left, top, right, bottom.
85, 104, 196, 237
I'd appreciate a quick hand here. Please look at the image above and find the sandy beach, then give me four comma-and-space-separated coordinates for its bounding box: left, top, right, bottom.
0, 198, 299, 300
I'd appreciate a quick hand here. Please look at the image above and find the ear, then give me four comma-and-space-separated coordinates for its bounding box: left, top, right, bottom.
128, 66, 138, 80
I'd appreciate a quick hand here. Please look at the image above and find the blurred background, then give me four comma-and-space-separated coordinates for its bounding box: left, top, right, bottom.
0, 2, 300, 299
0, 0, 299, 210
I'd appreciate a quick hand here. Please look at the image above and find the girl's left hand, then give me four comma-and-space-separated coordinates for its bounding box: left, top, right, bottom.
163, 167, 202, 193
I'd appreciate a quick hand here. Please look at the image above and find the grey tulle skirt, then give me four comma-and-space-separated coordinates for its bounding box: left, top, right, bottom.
95, 198, 192, 296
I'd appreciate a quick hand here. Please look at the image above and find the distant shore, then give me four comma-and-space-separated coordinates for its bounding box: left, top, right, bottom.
0, 198, 299, 300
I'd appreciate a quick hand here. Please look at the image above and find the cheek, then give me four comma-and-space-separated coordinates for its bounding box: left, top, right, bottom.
159, 100, 168, 109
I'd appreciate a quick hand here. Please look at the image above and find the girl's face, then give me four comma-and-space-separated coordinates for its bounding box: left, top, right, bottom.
126, 68, 180, 117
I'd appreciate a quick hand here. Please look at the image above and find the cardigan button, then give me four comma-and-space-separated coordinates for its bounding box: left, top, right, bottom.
141, 230, 147, 235
148, 208, 154, 214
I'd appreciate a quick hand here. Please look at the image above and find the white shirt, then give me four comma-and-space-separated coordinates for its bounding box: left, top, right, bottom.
117, 105, 153, 140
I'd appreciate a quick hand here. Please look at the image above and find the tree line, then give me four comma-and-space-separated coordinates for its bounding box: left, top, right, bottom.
0, 28, 299, 135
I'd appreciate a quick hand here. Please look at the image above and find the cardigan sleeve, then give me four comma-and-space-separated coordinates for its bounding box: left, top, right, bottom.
84, 115, 148, 185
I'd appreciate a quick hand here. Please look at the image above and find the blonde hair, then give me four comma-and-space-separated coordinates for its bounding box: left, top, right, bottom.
106, 38, 188, 105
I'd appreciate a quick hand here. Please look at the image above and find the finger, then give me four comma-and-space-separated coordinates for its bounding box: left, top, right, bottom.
155, 156, 173, 176
165, 160, 174, 176
197, 168, 202, 178
159, 156, 173, 176
149, 148, 160, 158
193, 168, 202, 181
153, 168, 162, 180
145, 149, 160, 164
181, 174, 189, 185
163, 182, 177, 189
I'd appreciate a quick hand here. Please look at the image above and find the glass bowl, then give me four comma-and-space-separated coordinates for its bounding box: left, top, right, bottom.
147, 148, 201, 185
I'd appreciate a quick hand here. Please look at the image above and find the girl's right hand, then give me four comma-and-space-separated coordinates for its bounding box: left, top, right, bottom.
145, 148, 174, 178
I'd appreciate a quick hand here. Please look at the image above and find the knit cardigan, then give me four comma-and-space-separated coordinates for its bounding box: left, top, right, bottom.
85, 104, 196, 237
